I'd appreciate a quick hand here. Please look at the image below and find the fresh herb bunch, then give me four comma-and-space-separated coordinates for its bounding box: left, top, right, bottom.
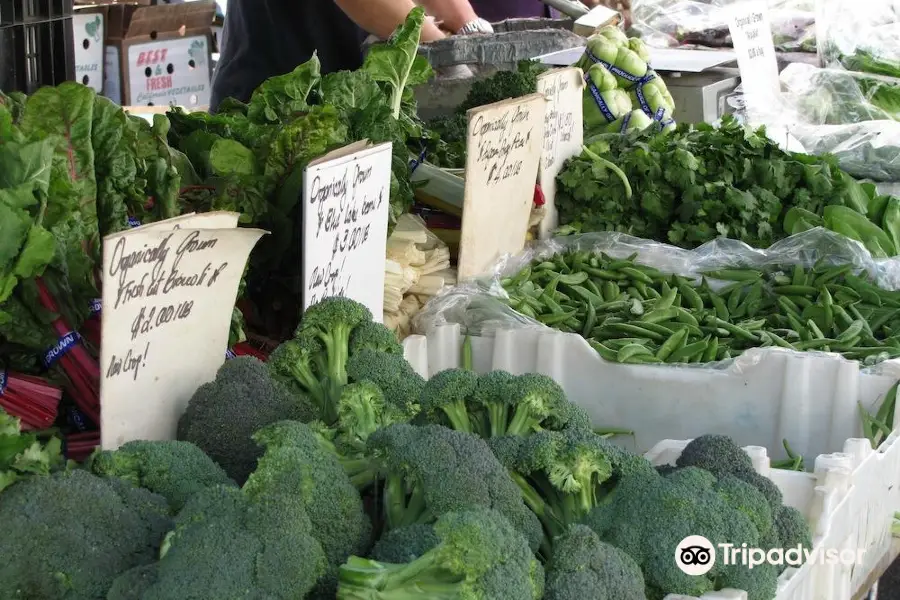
558, 116, 897, 253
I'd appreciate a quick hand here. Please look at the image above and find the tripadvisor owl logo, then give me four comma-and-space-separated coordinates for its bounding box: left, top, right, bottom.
675, 535, 716, 576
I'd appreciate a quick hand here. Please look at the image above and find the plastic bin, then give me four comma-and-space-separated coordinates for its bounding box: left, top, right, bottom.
403, 324, 900, 463
402, 324, 900, 599
0, 0, 75, 94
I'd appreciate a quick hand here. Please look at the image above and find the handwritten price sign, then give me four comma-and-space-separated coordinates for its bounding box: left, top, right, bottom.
459, 94, 546, 279
726, 1, 779, 121
100, 222, 264, 449
302, 141, 392, 318
537, 68, 584, 239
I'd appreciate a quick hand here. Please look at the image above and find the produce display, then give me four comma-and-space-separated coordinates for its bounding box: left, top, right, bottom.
0, 297, 813, 600
501, 250, 900, 365
3, 6, 900, 600
557, 116, 900, 256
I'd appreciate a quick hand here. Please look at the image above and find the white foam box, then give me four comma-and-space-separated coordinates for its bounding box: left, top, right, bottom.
647, 435, 900, 600
73, 9, 105, 92
403, 324, 900, 599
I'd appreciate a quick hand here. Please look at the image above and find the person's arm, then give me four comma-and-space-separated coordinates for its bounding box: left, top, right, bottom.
417, 0, 478, 33
333, 0, 447, 41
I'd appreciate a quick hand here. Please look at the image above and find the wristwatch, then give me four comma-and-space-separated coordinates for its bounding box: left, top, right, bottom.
457, 18, 494, 35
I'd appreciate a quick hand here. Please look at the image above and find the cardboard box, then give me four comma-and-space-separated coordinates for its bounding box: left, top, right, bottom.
102, 2, 214, 107
73, 7, 106, 92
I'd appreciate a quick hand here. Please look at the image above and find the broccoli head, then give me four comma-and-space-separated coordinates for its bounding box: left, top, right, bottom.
774, 505, 813, 553
418, 369, 578, 439
367, 423, 544, 551
490, 428, 618, 544
584, 467, 777, 600
177, 356, 311, 484
106, 564, 158, 600
370, 524, 441, 564
349, 320, 403, 356
244, 420, 372, 583
0, 470, 171, 600
544, 525, 647, 600
714, 475, 774, 539
676, 434, 755, 478
89, 439, 235, 512
418, 368, 480, 433
346, 347, 424, 419
132, 485, 327, 600
337, 509, 544, 600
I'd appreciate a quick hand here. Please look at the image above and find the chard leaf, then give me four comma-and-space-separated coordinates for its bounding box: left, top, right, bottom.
248, 55, 322, 124
363, 7, 432, 118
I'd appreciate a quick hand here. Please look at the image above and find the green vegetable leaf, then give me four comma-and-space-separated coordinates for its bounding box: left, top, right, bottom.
248, 55, 321, 124
363, 7, 432, 118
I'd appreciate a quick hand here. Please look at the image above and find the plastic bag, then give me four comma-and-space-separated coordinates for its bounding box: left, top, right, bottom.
817, 0, 900, 77
733, 62, 900, 181
413, 228, 900, 338
629, 0, 815, 52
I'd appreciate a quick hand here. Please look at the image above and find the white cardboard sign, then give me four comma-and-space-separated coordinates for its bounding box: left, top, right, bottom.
100, 222, 265, 449
302, 141, 392, 319
458, 94, 547, 279
726, 1, 780, 121
536, 68, 584, 239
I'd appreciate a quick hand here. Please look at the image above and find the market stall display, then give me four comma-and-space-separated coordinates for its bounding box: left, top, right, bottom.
2, 4, 900, 600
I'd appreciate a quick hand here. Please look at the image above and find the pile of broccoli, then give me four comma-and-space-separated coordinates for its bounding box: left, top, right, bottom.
0, 297, 816, 600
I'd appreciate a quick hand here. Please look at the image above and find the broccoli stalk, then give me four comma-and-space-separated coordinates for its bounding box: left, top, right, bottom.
337, 509, 544, 600
505, 373, 568, 436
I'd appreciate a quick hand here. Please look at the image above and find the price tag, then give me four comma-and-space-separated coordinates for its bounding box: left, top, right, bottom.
726, 1, 780, 121
100, 221, 266, 449
458, 94, 547, 279
536, 68, 584, 239
302, 141, 392, 319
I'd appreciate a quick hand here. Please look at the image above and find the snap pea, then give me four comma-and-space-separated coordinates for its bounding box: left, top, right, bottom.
656, 328, 688, 361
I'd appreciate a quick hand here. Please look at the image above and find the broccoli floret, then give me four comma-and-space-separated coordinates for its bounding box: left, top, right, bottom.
337, 509, 544, 600
0, 470, 171, 600
506, 372, 569, 436
106, 564, 158, 600
370, 524, 441, 564
489, 429, 616, 543
367, 423, 544, 552
418, 370, 575, 439
177, 356, 311, 484
544, 525, 647, 600
135, 485, 327, 600
268, 333, 331, 417
89, 439, 236, 512
470, 370, 516, 436
346, 348, 424, 420
737, 469, 785, 512
774, 505, 813, 552
349, 320, 403, 356
676, 434, 755, 478
418, 368, 480, 433
244, 420, 372, 582
584, 467, 776, 600
714, 475, 774, 539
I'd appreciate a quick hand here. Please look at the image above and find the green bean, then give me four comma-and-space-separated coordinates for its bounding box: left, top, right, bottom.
621, 267, 654, 285
702, 337, 719, 362
707, 291, 730, 321
656, 328, 688, 361
641, 308, 681, 324
678, 279, 705, 311
582, 302, 597, 338
607, 323, 667, 342
702, 269, 764, 282
617, 344, 654, 363
774, 285, 819, 296
538, 310, 577, 325
669, 338, 711, 362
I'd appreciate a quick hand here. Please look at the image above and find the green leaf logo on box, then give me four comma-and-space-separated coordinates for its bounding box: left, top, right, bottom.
188, 40, 207, 66
84, 16, 102, 43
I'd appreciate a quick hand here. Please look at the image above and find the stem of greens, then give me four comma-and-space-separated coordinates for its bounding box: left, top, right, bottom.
582, 145, 633, 200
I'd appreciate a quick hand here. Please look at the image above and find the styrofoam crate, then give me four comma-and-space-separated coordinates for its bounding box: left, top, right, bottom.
403, 324, 900, 463
647, 434, 900, 600
402, 324, 900, 600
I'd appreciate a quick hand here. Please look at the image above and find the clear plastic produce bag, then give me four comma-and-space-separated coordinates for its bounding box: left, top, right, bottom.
817, 0, 900, 77
414, 228, 900, 337
628, 0, 815, 51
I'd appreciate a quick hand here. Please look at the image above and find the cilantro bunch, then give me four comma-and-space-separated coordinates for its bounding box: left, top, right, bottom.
557, 116, 893, 252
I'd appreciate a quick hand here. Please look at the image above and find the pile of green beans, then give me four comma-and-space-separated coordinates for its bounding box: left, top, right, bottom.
500, 250, 900, 366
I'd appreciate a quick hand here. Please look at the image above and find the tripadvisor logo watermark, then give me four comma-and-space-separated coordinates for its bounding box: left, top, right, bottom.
675, 535, 865, 576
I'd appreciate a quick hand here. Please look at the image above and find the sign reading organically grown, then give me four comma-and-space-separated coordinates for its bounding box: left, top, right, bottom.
100, 214, 265, 449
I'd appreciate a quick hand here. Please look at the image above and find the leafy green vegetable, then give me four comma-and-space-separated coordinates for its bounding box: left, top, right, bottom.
557, 116, 900, 253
